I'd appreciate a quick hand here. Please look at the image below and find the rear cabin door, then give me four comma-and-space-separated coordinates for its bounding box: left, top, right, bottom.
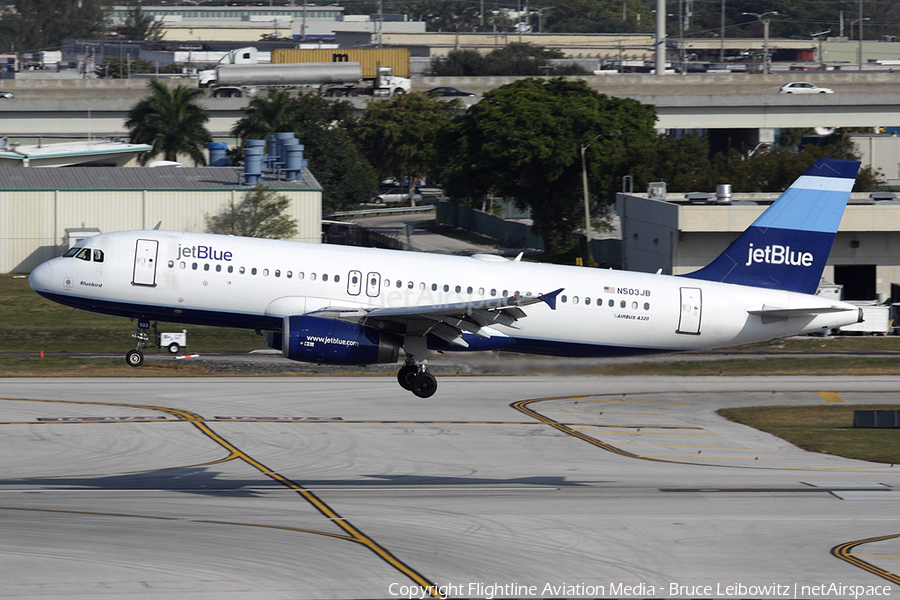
677, 287, 702, 335
133, 239, 159, 287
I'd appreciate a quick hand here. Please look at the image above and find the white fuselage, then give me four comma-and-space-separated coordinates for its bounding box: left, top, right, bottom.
29, 230, 862, 357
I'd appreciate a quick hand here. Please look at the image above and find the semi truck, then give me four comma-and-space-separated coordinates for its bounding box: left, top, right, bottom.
200, 50, 411, 98
271, 48, 410, 78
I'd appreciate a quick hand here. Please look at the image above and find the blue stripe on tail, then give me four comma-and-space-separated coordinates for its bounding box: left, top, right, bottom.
685, 158, 860, 295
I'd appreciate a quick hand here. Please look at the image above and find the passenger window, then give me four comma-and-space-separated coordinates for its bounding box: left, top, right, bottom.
228, 266, 234, 273
443, 284, 449, 292
263, 269, 269, 276
334, 274, 340, 283
251, 268, 257, 275
76, 248, 91, 261
419, 282, 425, 290
384, 279, 391, 287
479, 287, 484, 295
620, 300, 626, 308
275, 270, 281, 277
431, 283, 437, 291
585, 297, 591, 305
644, 302, 650, 310
502, 290, 508, 296
322, 274, 328, 282
455, 285, 461, 293
297, 272, 304, 280
352, 275, 359, 284
396, 280, 402, 288
561, 295, 567, 303
240, 267, 246, 274
204, 264, 210, 271
573, 296, 579, 304
287, 270, 292, 278
467, 286, 473, 294
632, 301, 638, 309
168, 260, 174, 268
192, 263, 198, 270
93, 249, 104, 263
491, 289, 496, 296
180, 262, 186, 270
608, 299, 614, 307
310, 273, 316, 281
216, 264, 222, 272
407, 281, 413, 289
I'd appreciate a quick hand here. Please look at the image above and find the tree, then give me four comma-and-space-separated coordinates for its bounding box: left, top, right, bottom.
438, 77, 658, 257
126, 80, 212, 166
354, 92, 461, 186
206, 185, 298, 239
429, 43, 587, 76
116, 4, 165, 41
4, 0, 106, 51
545, 0, 654, 33
95, 57, 156, 79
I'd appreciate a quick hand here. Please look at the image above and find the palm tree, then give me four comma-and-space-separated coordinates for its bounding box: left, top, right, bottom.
126, 80, 212, 165
230, 89, 301, 141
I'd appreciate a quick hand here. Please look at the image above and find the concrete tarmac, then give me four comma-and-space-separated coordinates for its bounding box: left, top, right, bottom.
1, 375, 899, 599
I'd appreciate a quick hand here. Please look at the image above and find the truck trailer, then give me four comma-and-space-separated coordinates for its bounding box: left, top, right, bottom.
204, 60, 411, 98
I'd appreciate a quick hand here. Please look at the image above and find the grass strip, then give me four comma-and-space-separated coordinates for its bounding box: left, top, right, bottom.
719, 405, 900, 464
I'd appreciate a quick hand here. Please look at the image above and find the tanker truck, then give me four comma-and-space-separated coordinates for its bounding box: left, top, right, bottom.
205, 61, 411, 98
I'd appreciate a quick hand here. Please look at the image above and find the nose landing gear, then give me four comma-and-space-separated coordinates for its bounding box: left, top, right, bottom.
126, 319, 150, 367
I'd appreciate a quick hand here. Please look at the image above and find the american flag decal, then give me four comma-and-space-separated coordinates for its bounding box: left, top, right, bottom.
604, 286, 615, 294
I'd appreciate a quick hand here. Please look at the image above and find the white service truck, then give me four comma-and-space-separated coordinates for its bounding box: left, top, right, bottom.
199, 47, 410, 98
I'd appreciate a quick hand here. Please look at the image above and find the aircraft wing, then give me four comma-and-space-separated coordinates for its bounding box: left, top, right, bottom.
311, 288, 563, 348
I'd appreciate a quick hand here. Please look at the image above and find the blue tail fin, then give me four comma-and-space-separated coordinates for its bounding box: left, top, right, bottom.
686, 158, 860, 294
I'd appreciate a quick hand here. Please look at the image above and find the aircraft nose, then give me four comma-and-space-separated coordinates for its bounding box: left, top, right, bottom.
29, 260, 54, 293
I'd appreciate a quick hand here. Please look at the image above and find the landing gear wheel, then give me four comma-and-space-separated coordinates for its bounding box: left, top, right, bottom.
126, 349, 144, 367
167, 342, 180, 354
411, 372, 437, 398
397, 364, 418, 390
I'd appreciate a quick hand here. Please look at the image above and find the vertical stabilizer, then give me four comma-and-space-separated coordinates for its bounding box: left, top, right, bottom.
686, 158, 860, 294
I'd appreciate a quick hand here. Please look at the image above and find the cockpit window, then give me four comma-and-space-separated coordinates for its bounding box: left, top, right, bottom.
93, 249, 104, 263
75, 248, 91, 261
62, 247, 80, 258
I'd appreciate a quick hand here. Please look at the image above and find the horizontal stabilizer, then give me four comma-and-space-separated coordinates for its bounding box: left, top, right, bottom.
747, 304, 862, 319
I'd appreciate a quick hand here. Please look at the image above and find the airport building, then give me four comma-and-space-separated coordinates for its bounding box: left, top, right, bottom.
1, 165, 322, 274
617, 189, 900, 301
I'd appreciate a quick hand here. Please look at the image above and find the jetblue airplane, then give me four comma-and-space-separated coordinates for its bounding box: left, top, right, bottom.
29, 158, 862, 397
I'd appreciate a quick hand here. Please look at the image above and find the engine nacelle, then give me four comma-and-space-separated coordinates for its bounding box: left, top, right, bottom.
280, 315, 400, 365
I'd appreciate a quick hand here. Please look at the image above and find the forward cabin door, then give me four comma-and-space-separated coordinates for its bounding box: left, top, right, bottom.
677, 287, 702, 335
133, 239, 159, 287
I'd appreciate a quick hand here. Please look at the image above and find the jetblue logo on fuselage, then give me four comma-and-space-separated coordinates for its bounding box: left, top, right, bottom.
745, 243, 813, 267
176, 244, 233, 261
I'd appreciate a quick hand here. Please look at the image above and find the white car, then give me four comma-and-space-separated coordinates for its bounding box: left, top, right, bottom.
375, 187, 423, 204
778, 82, 834, 94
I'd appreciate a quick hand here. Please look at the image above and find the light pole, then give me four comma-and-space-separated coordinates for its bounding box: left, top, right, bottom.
743, 11, 778, 74
580, 142, 593, 266
851, 14, 870, 70
810, 30, 830, 69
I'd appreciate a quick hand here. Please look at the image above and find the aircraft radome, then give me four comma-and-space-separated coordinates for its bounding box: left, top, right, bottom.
29, 159, 863, 397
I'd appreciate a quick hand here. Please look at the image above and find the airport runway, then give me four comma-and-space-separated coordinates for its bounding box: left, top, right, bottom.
1, 375, 899, 599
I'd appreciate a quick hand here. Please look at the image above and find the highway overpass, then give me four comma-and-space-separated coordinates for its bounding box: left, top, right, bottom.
0, 92, 896, 140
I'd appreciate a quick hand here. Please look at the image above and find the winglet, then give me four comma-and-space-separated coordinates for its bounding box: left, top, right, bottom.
539, 288, 564, 310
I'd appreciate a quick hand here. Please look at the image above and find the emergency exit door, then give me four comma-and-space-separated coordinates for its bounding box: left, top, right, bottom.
677, 287, 702, 335
133, 239, 159, 287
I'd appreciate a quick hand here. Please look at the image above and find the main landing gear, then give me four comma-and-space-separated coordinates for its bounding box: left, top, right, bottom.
396, 358, 437, 398
125, 319, 150, 367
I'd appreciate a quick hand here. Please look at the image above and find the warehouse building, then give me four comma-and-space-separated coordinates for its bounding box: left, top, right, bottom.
2, 166, 322, 273
617, 189, 900, 302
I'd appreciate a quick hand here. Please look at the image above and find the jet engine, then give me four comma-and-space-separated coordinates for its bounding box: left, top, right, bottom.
273, 315, 400, 365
